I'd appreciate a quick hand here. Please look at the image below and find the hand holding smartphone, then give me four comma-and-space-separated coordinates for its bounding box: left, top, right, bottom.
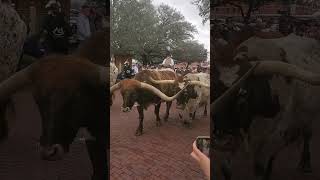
196, 136, 210, 157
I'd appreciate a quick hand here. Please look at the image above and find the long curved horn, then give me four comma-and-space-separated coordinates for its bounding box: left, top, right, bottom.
0, 65, 33, 102
251, 61, 320, 85
188, 81, 210, 88
211, 63, 258, 115
148, 77, 176, 84
110, 82, 121, 94
139, 82, 190, 102
212, 60, 320, 115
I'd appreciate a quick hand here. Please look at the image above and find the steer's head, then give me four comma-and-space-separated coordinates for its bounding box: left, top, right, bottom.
39, 95, 79, 161
119, 79, 139, 112
213, 61, 280, 135
176, 75, 200, 110
39, 87, 105, 161
35, 58, 109, 161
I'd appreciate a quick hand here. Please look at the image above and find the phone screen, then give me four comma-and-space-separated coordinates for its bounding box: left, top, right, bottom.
196, 136, 210, 157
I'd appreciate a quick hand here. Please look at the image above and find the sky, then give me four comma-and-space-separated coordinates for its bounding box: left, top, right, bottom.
152, 0, 210, 61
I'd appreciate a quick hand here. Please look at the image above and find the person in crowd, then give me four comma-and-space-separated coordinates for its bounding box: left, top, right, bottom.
117, 61, 135, 80
162, 54, 175, 68
197, 64, 202, 73
42, 0, 70, 54
89, 5, 97, 33
132, 63, 139, 75
191, 140, 210, 179
77, 2, 91, 44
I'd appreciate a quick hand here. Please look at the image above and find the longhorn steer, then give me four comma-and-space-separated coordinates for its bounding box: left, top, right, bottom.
110, 69, 188, 136
147, 72, 210, 126
212, 34, 320, 180
176, 73, 210, 126
0, 29, 109, 180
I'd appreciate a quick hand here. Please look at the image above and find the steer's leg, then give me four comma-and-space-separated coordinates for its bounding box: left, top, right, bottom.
221, 158, 232, 180
183, 112, 193, 128
164, 101, 172, 122
204, 104, 207, 116
264, 156, 275, 180
136, 106, 144, 136
86, 139, 108, 180
155, 103, 162, 126
298, 128, 312, 173
192, 110, 196, 120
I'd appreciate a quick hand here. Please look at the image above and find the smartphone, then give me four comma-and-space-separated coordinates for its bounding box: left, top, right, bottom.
196, 136, 210, 157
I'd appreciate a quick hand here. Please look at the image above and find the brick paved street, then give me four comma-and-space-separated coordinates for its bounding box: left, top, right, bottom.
110, 92, 210, 180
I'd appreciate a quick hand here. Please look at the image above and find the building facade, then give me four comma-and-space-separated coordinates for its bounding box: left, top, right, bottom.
212, 2, 318, 19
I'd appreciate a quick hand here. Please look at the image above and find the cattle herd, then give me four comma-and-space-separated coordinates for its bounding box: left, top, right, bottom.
110, 63, 210, 135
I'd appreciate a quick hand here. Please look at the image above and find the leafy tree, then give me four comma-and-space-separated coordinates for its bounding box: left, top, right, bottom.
192, 0, 210, 24
111, 0, 159, 64
172, 40, 208, 62
111, 0, 205, 64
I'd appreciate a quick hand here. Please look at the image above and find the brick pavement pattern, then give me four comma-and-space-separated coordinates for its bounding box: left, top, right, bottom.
110, 92, 210, 180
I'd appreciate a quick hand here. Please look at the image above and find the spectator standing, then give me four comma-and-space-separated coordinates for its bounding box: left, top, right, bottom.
77, 3, 91, 44
89, 5, 97, 33
42, 0, 70, 54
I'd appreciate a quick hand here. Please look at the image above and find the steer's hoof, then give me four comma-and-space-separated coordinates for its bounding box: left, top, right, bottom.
203, 113, 207, 117
135, 130, 143, 136
156, 121, 162, 127
183, 121, 192, 128
164, 116, 169, 122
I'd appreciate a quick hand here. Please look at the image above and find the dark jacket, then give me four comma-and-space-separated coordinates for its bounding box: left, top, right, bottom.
42, 13, 70, 54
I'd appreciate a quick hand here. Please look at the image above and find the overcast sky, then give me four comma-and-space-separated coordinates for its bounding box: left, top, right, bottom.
152, 0, 210, 61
